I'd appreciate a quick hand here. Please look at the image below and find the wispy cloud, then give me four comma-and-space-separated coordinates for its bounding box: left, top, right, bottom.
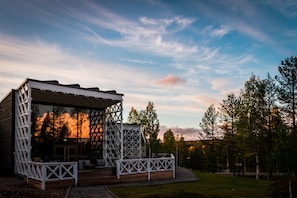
119, 57, 155, 65
0, 0, 289, 130
139, 16, 195, 32
211, 78, 234, 91
0, 34, 154, 97
50, 3, 205, 60
263, 0, 297, 17
203, 25, 232, 38
0, 33, 207, 129
233, 20, 272, 44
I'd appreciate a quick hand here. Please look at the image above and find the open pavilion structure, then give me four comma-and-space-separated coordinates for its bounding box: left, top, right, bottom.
0, 79, 175, 189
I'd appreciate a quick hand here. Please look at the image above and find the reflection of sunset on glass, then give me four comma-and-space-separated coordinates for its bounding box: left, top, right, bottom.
34, 112, 90, 139
30, 102, 106, 161
60, 113, 90, 139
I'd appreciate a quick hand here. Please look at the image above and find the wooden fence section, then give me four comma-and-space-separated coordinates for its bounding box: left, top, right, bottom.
27, 161, 77, 190
116, 154, 175, 181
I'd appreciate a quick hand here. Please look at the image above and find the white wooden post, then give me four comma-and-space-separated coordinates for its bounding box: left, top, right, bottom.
147, 160, 151, 181
41, 164, 46, 190
289, 180, 292, 198
172, 155, 176, 179
116, 160, 120, 179
74, 162, 78, 186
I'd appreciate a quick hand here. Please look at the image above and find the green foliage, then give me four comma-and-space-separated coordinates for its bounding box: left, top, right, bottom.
185, 142, 205, 170
127, 102, 161, 156
127, 107, 139, 124
199, 56, 297, 177
199, 104, 220, 172
220, 93, 240, 175
275, 56, 297, 131
275, 56, 297, 174
199, 104, 219, 139
175, 136, 188, 167
163, 129, 175, 154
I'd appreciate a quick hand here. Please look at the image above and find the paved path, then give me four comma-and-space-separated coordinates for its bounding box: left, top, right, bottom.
67, 185, 116, 198
68, 167, 198, 198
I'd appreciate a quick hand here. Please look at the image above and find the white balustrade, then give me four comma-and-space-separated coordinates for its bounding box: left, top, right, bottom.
116, 154, 175, 180
27, 161, 78, 190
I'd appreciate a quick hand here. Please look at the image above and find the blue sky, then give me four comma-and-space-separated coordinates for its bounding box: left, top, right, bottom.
0, 0, 296, 140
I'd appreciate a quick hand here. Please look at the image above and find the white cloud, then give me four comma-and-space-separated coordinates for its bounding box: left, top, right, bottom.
159, 126, 204, 141
211, 25, 232, 38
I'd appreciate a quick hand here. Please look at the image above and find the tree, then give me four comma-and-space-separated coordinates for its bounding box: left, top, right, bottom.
200, 104, 219, 139
220, 93, 239, 175
275, 56, 297, 132
269, 107, 289, 173
263, 73, 277, 178
238, 74, 266, 179
275, 56, 297, 174
130, 102, 160, 157
186, 141, 205, 170
163, 129, 175, 154
175, 135, 188, 167
127, 107, 139, 124
199, 104, 219, 173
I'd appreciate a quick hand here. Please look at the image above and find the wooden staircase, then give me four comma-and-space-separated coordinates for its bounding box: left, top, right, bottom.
78, 168, 120, 186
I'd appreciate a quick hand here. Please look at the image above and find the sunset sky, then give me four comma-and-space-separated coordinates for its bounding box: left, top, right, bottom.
0, 0, 296, 140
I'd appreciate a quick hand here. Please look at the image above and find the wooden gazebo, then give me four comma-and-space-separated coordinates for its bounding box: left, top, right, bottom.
0, 79, 175, 189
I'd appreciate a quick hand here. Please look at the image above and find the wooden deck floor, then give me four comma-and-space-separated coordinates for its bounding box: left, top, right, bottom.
27, 168, 175, 188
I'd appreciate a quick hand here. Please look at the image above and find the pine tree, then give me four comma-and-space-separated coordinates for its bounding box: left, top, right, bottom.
200, 104, 219, 173
275, 56, 297, 174
220, 93, 239, 176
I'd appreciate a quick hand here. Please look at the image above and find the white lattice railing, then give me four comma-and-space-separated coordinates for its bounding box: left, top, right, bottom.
27, 161, 78, 190
116, 154, 175, 180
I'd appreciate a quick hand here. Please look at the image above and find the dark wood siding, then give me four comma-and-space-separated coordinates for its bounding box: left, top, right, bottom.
0, 90, 15, 176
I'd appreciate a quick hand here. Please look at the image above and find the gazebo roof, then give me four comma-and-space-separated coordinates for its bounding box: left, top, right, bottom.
23, 78, 123, 109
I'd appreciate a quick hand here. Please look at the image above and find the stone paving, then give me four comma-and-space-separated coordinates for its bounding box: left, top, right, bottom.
68, 167, 198, 198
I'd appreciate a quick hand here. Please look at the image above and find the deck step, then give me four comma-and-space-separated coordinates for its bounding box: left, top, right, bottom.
78, 168, 120, 186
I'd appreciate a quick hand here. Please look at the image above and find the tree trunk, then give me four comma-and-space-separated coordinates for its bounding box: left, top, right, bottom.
256, 153, 259, 180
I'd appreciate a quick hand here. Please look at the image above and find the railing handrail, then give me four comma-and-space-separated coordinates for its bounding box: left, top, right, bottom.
119, 154, 175, 162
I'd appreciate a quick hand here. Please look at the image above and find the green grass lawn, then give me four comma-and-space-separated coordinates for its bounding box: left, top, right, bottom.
109, 171, 273, 198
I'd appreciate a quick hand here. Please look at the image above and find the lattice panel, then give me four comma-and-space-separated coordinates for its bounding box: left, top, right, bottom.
104, 102, 123, 167
15, 82, 31, 176
123, 125, 142, 159
90, 109, 104, 159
